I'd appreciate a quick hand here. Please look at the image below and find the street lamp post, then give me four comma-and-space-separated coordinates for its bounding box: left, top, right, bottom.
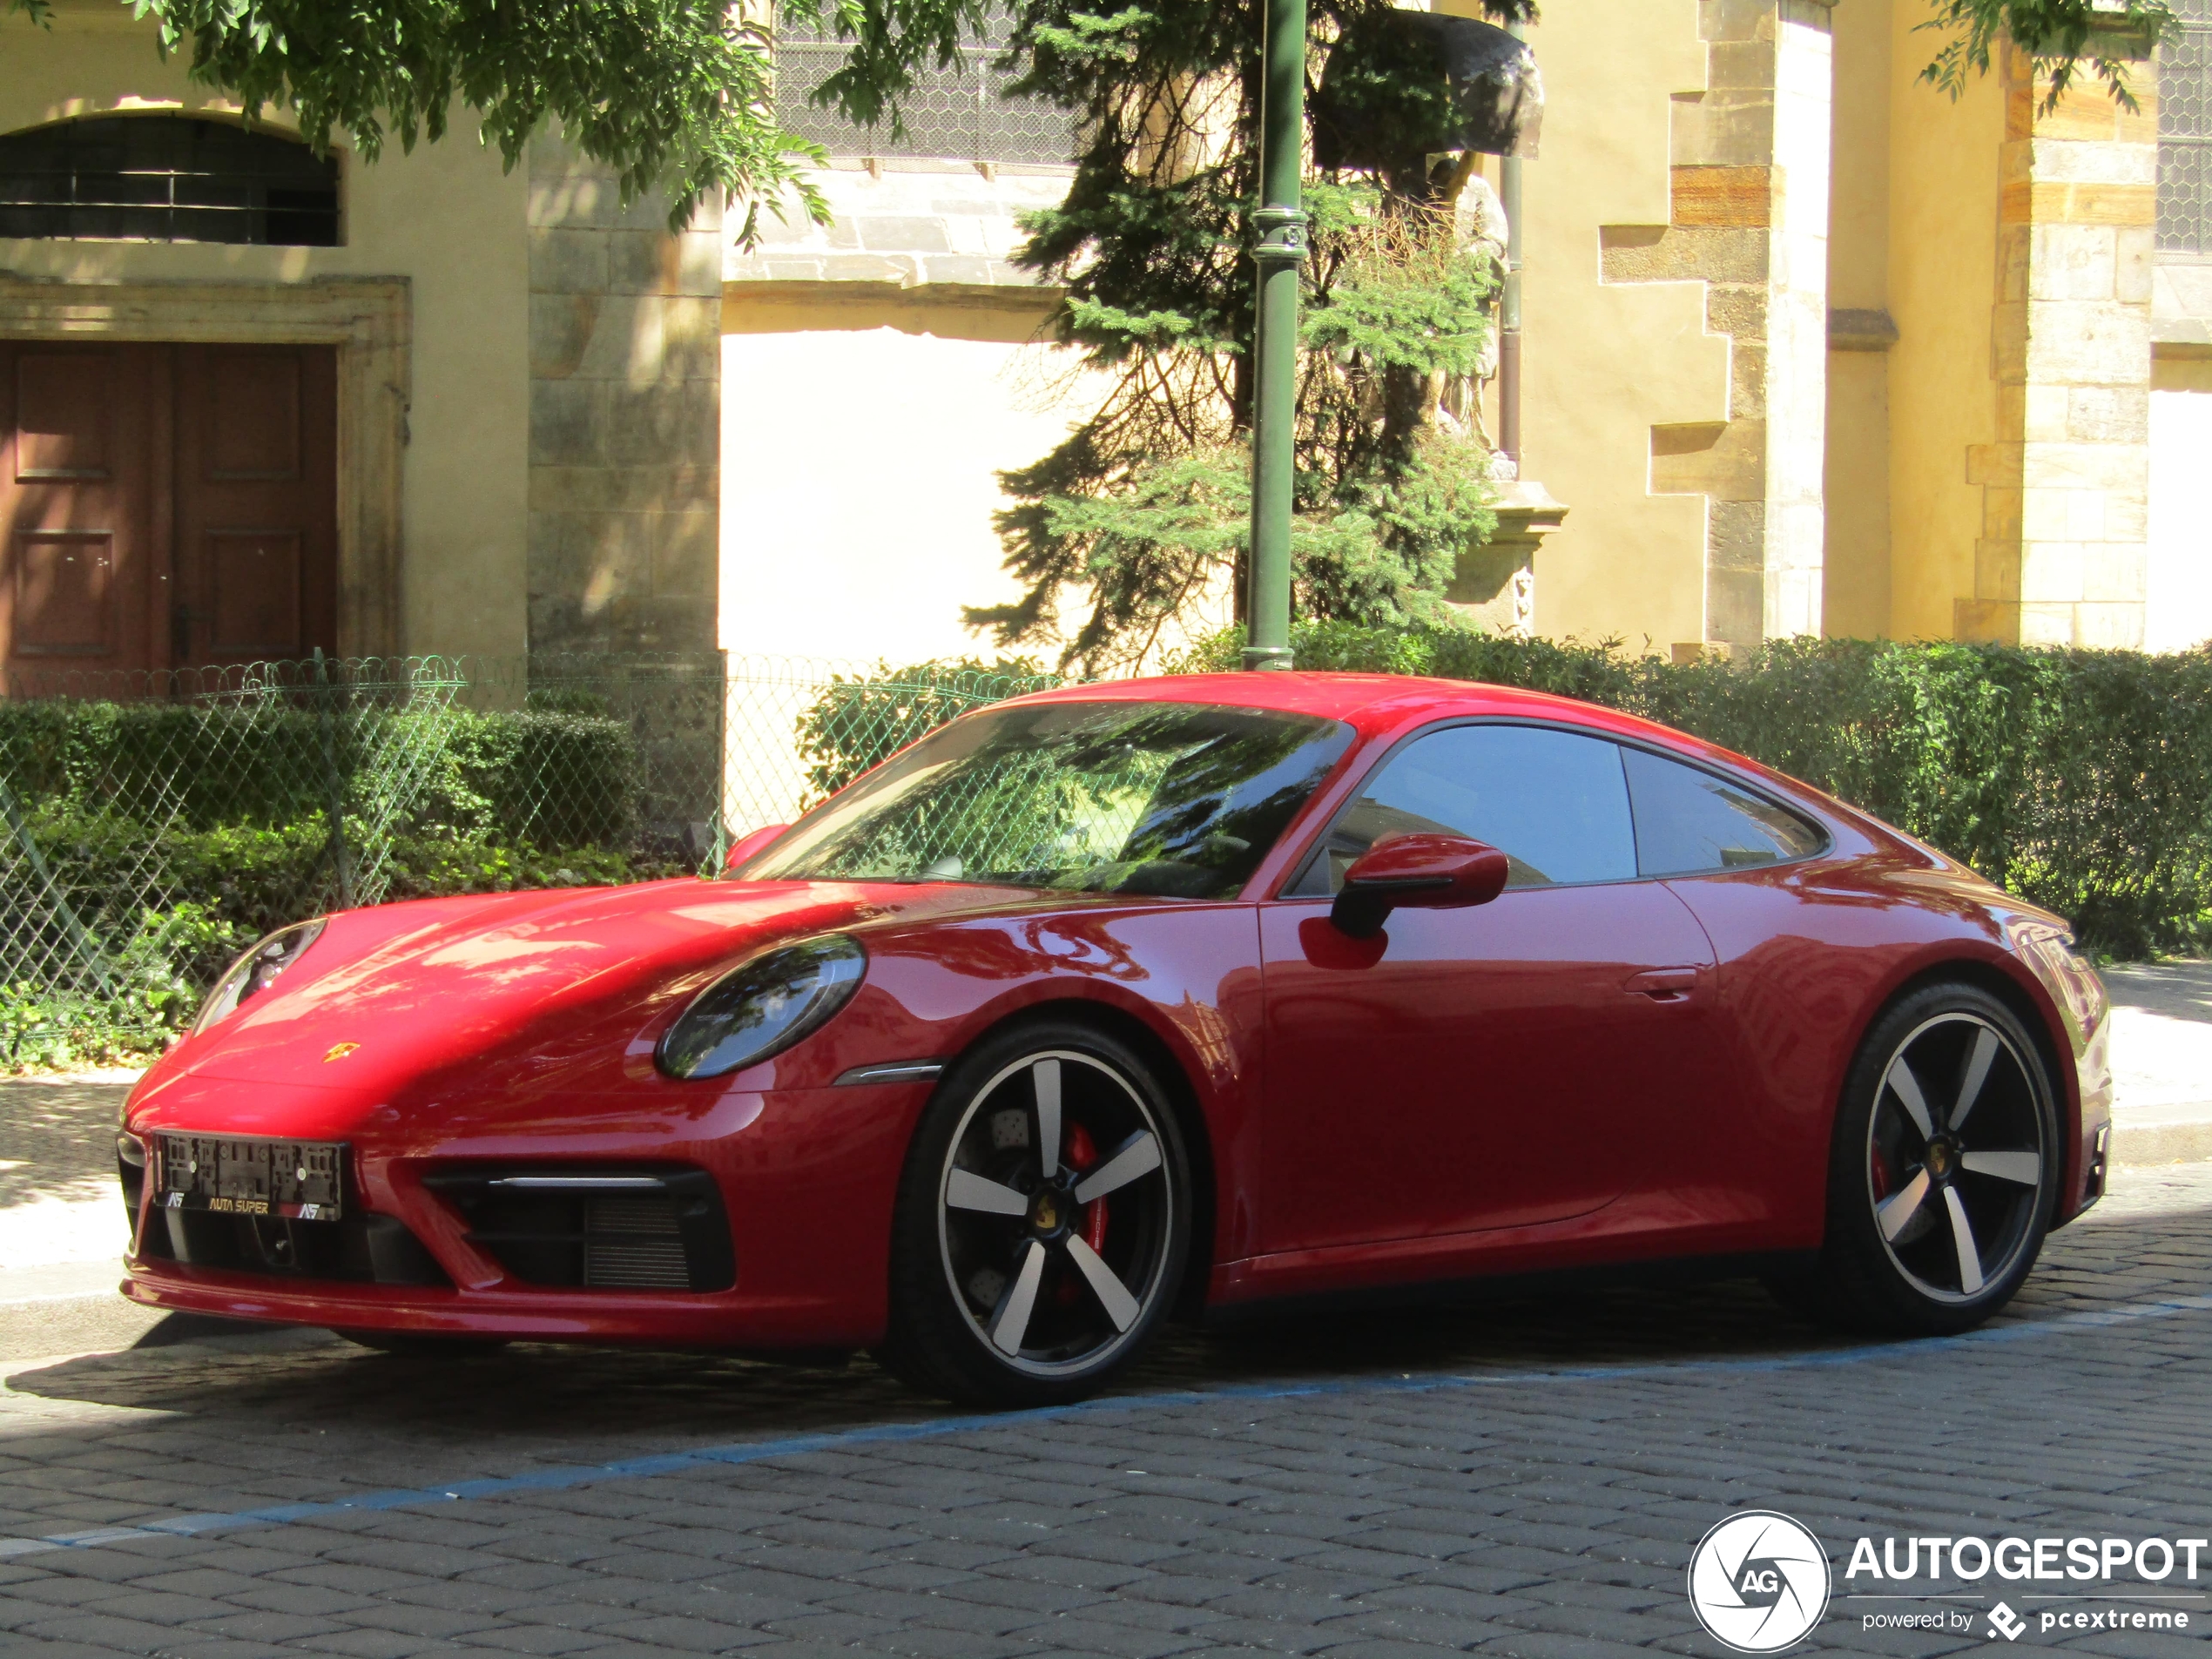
1242, 0, 1305, 673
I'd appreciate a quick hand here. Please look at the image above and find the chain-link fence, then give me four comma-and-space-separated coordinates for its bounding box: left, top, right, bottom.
0, 651, 1055, 1064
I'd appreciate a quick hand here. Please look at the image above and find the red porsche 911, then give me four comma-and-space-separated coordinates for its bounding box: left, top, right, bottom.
115, 673, 2112, 1405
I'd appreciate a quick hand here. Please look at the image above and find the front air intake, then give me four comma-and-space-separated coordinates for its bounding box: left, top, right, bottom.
421, 1168, 735, 1292
583, 1197, 691, 1288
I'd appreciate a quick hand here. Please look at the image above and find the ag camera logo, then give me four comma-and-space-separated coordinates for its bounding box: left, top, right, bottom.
1688, 1511, 1832, 1652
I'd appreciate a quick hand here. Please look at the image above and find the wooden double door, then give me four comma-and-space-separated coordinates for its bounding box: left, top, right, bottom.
0, 341, 339, 682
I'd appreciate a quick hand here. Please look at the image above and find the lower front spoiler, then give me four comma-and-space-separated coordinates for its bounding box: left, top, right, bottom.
122, 1261, 880, 1352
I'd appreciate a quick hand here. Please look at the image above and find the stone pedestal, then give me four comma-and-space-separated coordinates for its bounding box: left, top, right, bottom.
1447, 480, 1568, 637
1956, 46, 2155, 649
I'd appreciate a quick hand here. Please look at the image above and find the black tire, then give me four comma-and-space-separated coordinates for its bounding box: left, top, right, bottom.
879, 1018, 1192, 1408
1778, 981, 2060, 1335
335, 1330, 511, 1358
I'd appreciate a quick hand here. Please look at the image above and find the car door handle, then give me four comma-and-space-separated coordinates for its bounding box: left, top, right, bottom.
1625, 966, 1703, 1002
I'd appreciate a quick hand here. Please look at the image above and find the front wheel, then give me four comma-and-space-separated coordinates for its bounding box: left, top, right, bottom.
1780, 982, 2060, 1335
880, 1021, 1192, 1407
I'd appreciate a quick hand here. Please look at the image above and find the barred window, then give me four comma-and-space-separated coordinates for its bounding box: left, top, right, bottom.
0, 115, 340, 247
2161, 0, 2212, 255
774, 22, 1078, 167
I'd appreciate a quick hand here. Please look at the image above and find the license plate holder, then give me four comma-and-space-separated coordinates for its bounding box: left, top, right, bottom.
157, 1136, 345, 1221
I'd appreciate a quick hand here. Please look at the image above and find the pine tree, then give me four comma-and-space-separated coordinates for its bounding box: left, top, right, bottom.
956, 0, 1521, 674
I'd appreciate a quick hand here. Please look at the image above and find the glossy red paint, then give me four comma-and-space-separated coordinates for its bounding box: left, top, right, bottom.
118, 671, 2107, 1350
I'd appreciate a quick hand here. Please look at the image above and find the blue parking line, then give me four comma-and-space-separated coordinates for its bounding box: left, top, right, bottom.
5, 1291, 2210, 1563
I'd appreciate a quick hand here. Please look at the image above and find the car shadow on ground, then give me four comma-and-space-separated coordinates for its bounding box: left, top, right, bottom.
6, 1197, 2199, 1473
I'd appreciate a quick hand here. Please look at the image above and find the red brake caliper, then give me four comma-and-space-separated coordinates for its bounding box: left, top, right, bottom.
1055, 1122, 1109, 1304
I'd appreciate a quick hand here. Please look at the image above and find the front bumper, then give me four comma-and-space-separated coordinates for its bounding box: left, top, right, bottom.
119, 1265, 863, 1349
2064, 1011, 2114, 1223
120, 1073, 933, 1351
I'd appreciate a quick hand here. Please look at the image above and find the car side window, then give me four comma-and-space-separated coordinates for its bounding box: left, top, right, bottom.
1622, 746, 1825, 875
1288, 724, 1638, 895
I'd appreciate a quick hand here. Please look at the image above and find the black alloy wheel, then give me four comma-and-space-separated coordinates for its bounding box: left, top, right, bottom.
880, 1021, 1190, 1406
1778, 981, 2060, 1334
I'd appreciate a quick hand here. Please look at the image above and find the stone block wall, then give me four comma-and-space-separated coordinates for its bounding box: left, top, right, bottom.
1959, 47, 2155, 648
725, 161, 1069, 293
526, 136, 724, 655
1600, 0, 1834, 652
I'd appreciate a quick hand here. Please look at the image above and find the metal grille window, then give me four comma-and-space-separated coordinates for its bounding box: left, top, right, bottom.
774, 25, 1078, 166
2161, 0, 2212, 253
0, 115, 341, 246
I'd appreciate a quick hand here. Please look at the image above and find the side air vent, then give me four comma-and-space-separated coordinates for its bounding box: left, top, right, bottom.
421, 1168, 735, 1292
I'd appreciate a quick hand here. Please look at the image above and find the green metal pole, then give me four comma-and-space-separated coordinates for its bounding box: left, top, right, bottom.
1242, 0, 1306, 672
1496, 19, 1526, 470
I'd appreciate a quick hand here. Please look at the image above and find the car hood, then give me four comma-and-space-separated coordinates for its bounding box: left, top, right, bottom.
138, 877, 1028, 1113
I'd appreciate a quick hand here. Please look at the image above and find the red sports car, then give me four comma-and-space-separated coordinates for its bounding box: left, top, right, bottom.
116, 673, 2113, 1405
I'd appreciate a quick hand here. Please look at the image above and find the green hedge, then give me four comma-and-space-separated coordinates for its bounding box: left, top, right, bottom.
0, 697, 660, 1066
793, 658, 1061, 802
0, 701, 641, 848
1176, 624, 2212, 959
427, 709, 642, 849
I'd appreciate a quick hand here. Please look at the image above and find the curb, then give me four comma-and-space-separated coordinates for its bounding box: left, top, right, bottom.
2112, 1117, 2212, 1168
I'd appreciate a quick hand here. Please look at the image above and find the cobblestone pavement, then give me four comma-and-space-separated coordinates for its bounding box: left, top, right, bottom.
1, 1167, 2210, 1658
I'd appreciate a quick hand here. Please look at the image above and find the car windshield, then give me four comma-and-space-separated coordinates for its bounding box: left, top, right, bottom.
740, 700, 1353, 900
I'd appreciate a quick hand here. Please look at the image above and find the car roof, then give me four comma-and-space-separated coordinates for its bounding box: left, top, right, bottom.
1009, 671, 1700, 751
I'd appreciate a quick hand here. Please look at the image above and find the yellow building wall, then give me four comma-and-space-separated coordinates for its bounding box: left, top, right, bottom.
0, 4, 530, 660
1884, 3, 2005, 642
719, 296, 1189, 667
2148, 353, 2212, 651
1823, 0, 1894, 639
1514, 0, 1723, 649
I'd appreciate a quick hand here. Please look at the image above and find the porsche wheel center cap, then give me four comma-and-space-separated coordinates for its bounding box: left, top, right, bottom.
1925, 1139, 1957, 1179
1031, 1194, 1061, 1232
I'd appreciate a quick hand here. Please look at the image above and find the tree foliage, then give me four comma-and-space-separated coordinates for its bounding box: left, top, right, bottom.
2, 0, 2172, 239
1920, 0, 2177, 111
0, 0, 1015, 236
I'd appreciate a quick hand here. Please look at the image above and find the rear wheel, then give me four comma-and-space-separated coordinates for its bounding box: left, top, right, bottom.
1778, 982, 2060, 1334
880, 1020, 1191, 1407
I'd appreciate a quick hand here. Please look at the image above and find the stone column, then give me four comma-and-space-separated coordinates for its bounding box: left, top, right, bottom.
525, 135, 723, 657
1606, 0, 1835, 653
1958, 45, 2155, 648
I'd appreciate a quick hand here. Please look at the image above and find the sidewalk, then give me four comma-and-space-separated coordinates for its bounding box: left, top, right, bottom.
2, 967, 2207, 1361
0, 1071, 152, 1360
2102, 958, 2212, 1163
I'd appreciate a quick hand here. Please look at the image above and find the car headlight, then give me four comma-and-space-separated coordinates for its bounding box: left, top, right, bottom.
657, 934, 867, 1081
192, 919, 327, 1035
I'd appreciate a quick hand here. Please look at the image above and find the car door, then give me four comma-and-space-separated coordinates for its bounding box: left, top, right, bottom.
1257, 721, 1734, 1255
